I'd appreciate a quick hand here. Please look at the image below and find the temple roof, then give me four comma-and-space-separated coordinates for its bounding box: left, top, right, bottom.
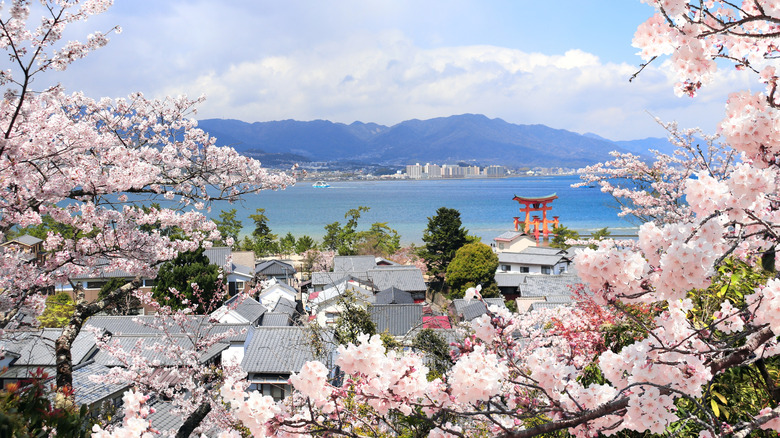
513, 193, 558, 203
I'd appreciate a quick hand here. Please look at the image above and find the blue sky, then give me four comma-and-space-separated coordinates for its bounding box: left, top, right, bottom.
47, 0, 755, 140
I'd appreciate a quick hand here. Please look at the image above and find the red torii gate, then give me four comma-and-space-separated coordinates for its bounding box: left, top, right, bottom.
512, 193, 560, 240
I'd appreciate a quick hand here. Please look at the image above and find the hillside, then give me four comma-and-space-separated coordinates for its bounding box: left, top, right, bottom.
198, 114, 668, 168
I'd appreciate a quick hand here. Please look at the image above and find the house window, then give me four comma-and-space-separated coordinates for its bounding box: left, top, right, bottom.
542, 266, 552, 275
518, 267, 530, 273
143, 279, 156, 287
498, 243, 504, 250
500, 265, 511, 272
86, 281, 107, 289
260, 384, 287, 401
235, 281, 245, 291
325, 312, 339, 324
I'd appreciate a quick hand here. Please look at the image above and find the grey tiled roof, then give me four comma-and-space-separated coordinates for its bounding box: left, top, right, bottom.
518, 275, 583, 297
69, 362, 129, 407
374, 287, 414, 305
308, 278, 375, 306
543, 294, 574, 303
256, 260, 296, 276
202, 324, 251, 343
498, 252, 565, 266
494, 231, 528, 241
333, 255, 377, 272
261, 279, 297, 297
0, 329, 97, 366
311, 271, 348, 286
495, 273, 528, 288
145, 398, 220, 437
452, 298, 507, 321
261, 313, 292, 326
529, 301, 571, 311
147, 398, 184, 437
0, 366, 56, 379
367, 267, 426, 292
311, 271, 371, 287
204, 247, 232, 268
272, 297, 297, 316
241, 327, 332, 374
204, 247, 253, 277
93, 335, 227, 366
369, 304, 423, 337
519, 246, 568, 256
11, 234, 43, 246
223, 295, 266, 324
86, 315, 212, 335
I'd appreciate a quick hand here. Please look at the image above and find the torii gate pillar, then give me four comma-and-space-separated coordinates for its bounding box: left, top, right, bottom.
512, 193, 559, 239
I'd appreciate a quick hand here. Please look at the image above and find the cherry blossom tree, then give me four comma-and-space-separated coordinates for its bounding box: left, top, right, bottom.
25, 0, 780, 437
0, 0, 293, 392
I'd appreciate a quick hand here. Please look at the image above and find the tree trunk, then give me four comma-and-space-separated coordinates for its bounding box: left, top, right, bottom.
176, 401, 212, 438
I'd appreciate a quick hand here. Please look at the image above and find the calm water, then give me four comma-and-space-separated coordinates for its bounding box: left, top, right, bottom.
212, 175, 638, 245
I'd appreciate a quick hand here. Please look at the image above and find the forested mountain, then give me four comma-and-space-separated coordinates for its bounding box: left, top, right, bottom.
198, 114, 668, 168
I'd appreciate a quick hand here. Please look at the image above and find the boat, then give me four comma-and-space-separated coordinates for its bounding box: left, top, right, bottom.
312, 181, 330, 188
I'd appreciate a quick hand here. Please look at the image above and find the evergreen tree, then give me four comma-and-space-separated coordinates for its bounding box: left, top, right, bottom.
214, 208, 243, 246
421, 207, 470, 282
152, 248, 221, 313
279, 232, 297, 255
355, 222, 401, 257
246, 208, 278, 256
550, 225, 580, 250
294, 235, 317, 254
322, 206, 369, 255
445, 242, 499, 298
412, 328, 453, 379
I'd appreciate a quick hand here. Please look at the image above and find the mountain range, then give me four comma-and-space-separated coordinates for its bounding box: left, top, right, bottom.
197, 114, 673, 168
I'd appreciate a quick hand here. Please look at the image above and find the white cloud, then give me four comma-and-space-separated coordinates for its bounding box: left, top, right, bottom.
155, 34, 752, 140
37, 1, 755, 141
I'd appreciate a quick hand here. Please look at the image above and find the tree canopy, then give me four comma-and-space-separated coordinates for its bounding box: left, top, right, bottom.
214, 208, 243, 246
151, 246, 221, 313
323, 206, 401, 256
420, 207, 470, 281
445, 241, 499, 298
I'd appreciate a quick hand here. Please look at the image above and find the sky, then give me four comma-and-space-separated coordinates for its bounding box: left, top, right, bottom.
38, 0, 758, 141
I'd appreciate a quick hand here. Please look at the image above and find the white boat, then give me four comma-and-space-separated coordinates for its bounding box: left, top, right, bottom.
312, 181, 330, 188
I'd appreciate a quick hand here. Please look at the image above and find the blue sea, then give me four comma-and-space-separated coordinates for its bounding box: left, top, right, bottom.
212, 175, 638, 246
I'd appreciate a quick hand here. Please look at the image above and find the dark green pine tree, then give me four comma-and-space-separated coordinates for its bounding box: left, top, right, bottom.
420, 207, 470, 283
152, 247, 221, 313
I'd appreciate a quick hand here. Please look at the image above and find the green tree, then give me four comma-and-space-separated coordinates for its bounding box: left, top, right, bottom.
412, 328, 453, 379
355, 222, 401, 257
294, 235, 317, 254
322, 206, 370, 255
420, 207, 470, 283
588, 227, 611, 250
214, 208, 243, 246
279, 232, 297, 255
245, 208, 278, 256
152, 247, 221, 313
334, 291, 376, 346
37, 292, 75, 328
550, 225, 580, 250
445, 242, 499, 299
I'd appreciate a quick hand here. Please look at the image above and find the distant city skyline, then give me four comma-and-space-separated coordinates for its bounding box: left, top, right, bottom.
40, 1, 757, 141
